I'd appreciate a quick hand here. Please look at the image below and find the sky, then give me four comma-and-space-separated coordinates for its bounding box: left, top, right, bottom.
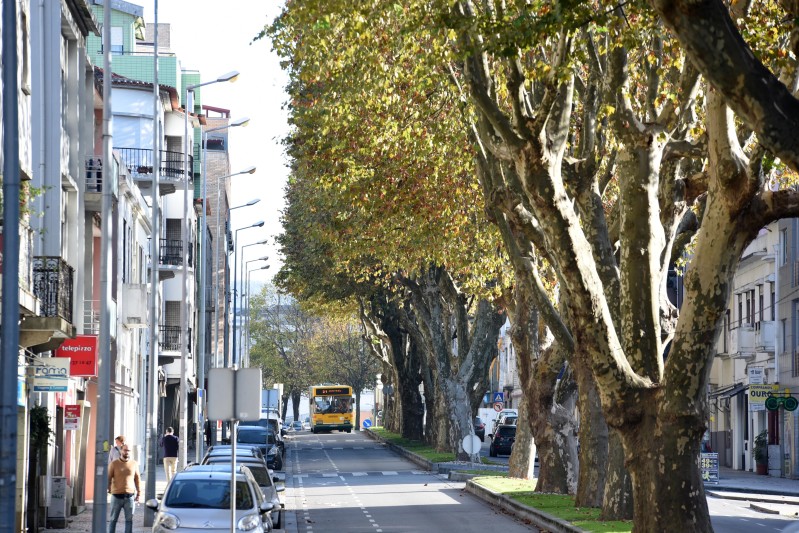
137, 1, 290, 287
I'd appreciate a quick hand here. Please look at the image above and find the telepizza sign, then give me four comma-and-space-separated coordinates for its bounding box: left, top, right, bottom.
55, 335, 98, 377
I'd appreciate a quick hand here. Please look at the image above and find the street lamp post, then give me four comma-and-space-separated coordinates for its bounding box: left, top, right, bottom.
197, 156, 253, 461
232, 224, 265, 369
201, 118, 250, 364
181, 69, 239, 468
245, 265, 270, 367
241, 256, 268, 364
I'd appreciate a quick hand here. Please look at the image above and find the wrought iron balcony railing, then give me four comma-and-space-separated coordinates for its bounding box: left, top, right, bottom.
159, 325, 181, 352
115, 148, 193, 182
159, 239, 193, 267
33, 256, 74, 323
159, 325, 191, 353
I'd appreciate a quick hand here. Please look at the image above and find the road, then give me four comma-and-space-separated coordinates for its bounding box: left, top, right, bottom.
279, 429, 799, 533
282, 430, 536, 532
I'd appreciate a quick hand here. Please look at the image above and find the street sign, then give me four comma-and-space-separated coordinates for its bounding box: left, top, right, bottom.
64, 405, 81, 431
462, 434, 481, 455
700, 452, 719, 484
207, 368, 262, 421
363, 419, 372, 429
493, 402, 504, 412
492, 392, 505, 403
765, 394, 798, 411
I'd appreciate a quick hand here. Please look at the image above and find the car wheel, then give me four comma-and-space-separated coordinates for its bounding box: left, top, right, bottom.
489, 445, 497, 457
275, 455, 283, 470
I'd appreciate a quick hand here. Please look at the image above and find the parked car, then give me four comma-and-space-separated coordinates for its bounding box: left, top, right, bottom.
145, 464, 274, 532
473, 417, 486, 442
302, 418, 311, 430
291, 420, 303, 432
491, 409, 519, 435
203, 438, 283, 472
489, 424, 517, 457
241, 421, 286, 456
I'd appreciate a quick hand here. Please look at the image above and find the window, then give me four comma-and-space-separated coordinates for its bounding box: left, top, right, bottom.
781, 229, 788, 265
746, 290, 754, 325
111, 27, 123, 54
757, 285, 764, 323
771, 282, 776, 321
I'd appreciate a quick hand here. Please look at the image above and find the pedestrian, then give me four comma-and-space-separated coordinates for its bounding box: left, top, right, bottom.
107, 444, 140, 533
108, 435, 125, 465
204, 419, 213, 448
160, 427, 179, 483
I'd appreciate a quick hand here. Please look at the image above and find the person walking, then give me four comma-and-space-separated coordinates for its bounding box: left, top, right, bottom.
107, 444, 140, 533
108, 435, 125, 465
160, 427, 179, 483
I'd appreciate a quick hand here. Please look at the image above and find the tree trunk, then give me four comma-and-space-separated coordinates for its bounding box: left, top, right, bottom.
509, 398, 536, 479
573, 356, 608, 507
601, 430, 634, 520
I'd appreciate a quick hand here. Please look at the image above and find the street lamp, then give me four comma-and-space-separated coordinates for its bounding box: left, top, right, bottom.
212, 170, 257, 369
245, 265, 271, 367
180, 69, 240, 468
232, 223, 265, 368
242, 257, 268, 365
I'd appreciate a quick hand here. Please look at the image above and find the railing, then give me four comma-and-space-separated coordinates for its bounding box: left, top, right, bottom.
159, 325, 181, 352
159, 239, 193, 267
158, 326, 192, 353
33, 256, 74, 323
115, 148, 193, 182
83, 300, 100, 334
85, 156, 103, 192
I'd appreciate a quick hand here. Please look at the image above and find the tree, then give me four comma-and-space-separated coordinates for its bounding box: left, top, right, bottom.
249, 285, 324, 422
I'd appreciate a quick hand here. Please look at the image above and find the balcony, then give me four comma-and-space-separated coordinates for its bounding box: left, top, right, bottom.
728, 323, 756, 357
159, 239, 193, 268
83, 155, 119, 211
115, 147, 191, 195
159, 325, 182, 352
754, 320, 776, 352
19, 256, 76, 351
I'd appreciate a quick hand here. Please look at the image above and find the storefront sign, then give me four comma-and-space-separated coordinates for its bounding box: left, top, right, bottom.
700, 452, 719, 484
748, 367, 765, 384
55, 335, 98, 377
32, 358, 70, 392
749, 384, 777, 412
64, 404, 81, 431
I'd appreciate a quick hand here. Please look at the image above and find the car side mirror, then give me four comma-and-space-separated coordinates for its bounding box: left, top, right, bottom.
275, 485, 285, 493
145, 499, 160, 510
487, 434, 493, 439
259, 501, 274, 514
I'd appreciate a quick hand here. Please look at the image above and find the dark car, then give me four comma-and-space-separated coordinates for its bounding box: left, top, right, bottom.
489, 424, 516, 457
474, 417, 486, 442
236, 427, 284, 471
241, 422, 286, 456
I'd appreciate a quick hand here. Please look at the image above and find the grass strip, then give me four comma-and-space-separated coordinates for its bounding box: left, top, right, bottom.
368, 427, 456, 463
472, 476, 632, 533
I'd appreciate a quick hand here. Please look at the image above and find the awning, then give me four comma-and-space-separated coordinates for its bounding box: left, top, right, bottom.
709, 383, 747, 399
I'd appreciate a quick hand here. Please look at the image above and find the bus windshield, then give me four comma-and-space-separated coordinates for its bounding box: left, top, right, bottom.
313, 395, 352, 414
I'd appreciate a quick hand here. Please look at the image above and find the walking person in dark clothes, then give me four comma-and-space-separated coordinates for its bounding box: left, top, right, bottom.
159, 427, 179, 483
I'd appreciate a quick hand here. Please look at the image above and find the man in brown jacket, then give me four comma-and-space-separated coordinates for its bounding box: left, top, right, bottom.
107, 444, 140, 533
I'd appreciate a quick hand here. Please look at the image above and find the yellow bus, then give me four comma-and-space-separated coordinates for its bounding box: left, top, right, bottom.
309, 385, 354, 433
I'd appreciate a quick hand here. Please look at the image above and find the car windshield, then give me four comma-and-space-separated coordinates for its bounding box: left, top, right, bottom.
247, 466, 272, 488
237, 431, 267, 444
164, 479, 253, 510
242, 420, 281, 436
497, 427, 516, 437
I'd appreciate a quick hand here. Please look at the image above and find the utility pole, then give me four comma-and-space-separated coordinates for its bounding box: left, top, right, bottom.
92, 1, 114, 530
1, 0, 21, 529
144, 1, 160, 525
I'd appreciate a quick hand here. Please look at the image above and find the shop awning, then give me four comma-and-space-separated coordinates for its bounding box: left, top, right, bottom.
709, 383, 747, 399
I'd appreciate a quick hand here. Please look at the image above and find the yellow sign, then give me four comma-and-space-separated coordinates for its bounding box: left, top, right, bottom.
750, 384, 779, 411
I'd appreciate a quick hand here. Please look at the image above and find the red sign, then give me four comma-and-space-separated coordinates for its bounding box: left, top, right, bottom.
64, 405, 81, 418
55, 335, 98, 377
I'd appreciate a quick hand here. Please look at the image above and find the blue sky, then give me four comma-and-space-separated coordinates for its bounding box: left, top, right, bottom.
138, 1, 289, 285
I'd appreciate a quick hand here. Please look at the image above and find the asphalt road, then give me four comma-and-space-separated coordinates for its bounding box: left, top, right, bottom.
708, 494, 797, 532
282, 430, 536, 532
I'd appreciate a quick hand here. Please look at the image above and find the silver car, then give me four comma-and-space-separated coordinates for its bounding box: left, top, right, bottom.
145, 464, 273, 532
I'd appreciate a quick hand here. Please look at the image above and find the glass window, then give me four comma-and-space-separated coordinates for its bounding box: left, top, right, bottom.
165, 479, 253, 510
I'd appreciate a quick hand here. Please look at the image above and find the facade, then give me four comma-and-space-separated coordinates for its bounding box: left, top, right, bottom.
707, 223, 797, 477
0, 0, 235, 529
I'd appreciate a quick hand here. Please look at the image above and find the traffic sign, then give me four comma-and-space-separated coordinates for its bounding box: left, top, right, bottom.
493, 402, 504, 412
492, 392, 505, 403
363, 419, 372, 428
462, 435, 481, 455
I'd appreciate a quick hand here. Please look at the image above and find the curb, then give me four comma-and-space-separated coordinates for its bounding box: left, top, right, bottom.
707, 490, 799, 505
465, 480, 585, 533
363, 429, 435, 471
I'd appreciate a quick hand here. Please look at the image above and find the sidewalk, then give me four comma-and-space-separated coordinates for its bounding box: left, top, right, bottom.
45, 447, 190, 532
711, 466, 799, 497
